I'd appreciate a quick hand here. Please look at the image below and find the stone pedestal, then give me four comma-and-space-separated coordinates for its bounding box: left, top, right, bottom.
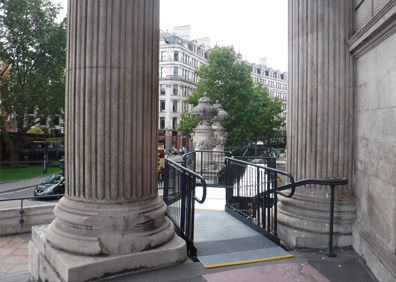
191, 93, 217, 151
212, 101, 228, 152
278, 0, 356, 249
29, 1, 186, 281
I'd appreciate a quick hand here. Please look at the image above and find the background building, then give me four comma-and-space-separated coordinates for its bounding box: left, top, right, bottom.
159, 26, 288, 150
158, 26, 209, 150
249, 57, 288, 136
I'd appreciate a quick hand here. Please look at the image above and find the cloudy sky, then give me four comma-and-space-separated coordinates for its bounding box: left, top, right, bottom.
55, 0, 288, 71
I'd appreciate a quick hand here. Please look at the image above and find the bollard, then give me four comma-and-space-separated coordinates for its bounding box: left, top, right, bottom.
43, 154, 48, 173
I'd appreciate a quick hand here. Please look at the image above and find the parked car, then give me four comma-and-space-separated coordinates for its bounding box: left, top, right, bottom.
34, 173, 65, 197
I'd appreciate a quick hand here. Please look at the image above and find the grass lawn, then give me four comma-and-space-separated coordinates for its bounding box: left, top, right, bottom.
0, 166, 62, 183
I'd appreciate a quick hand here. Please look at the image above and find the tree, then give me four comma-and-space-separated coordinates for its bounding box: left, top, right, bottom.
0, 0, 66, 168
247, 84, 284, 151
182, 46, 284, 146
176, 112, 199, 138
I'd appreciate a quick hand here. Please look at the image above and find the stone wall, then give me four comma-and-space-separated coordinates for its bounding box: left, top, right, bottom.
0, 204, 55, 236
349, 1, 396, 280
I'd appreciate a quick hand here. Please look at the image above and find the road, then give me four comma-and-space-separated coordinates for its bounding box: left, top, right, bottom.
0, 176, 54, 202
0, 186, 36, 199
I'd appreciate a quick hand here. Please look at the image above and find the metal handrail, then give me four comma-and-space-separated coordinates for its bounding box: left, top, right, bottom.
226, 157, 297, 197
0, 194, 64, 202
275, 177, 349, 257
183, 150, 232, 158
0, 195, 63, 228
165, 158, 207, 203
225, 156, 348, 257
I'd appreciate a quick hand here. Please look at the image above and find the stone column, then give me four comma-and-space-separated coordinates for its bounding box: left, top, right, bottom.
29, 1, 186, 281
278, 0, 356, 249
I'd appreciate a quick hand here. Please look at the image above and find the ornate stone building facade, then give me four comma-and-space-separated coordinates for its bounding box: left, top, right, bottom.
158, 26, 209, 149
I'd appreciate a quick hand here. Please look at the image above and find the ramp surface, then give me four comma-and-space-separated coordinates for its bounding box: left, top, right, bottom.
194, 210, 293, 268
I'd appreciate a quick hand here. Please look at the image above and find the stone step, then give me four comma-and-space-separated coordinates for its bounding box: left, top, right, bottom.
0, 270, 29, 282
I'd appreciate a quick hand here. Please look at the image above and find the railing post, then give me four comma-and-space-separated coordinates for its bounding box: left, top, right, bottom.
19, 199, 24, 228
326, 184, 336, 257
256, 167, 261, 227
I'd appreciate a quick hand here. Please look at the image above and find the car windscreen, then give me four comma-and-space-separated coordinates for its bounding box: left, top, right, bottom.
42, 174, 64, 185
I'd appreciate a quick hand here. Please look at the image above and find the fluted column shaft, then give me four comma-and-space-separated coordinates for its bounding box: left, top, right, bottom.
278, 0, 356, 248
287, 0, 354, 184
65, 0, 158, 203
45, 0, 177, 256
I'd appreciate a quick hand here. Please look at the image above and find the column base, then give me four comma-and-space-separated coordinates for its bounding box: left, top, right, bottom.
277, 221, 352, 249
277, 194, 355, 249
46, 196, 175, 256
29, 225, 187, 282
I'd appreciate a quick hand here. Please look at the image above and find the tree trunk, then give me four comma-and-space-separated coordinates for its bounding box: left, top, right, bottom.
9, 148, 19, 168
3, 131, 24, 169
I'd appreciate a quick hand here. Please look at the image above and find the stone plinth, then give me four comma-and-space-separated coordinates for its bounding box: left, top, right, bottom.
212, 100, 228, 152
191, 93, 217, 150
279, 0, 356, 249
29, 0, 186, 280
30, 225, 186, 282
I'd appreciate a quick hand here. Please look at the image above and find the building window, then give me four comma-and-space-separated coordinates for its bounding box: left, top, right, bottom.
160, 100, 165, 112
160, 84, 166, 95
27, 116, 35, 126
161, 51, 167, 61
172, 100, 178, 112
161, 67, 166, 78
183, 86, 187, 96
172, 117, 177, 129
40, 117, 47, 126
173, 67, 178, 77
173, 84, 178, 95
160, 117, 165, 129
182, 101, 188, 112
174, 51, 179, 61
53, 116, 60, 126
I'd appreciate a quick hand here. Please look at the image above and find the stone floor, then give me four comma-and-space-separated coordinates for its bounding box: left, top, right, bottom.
0, 236, 29, 275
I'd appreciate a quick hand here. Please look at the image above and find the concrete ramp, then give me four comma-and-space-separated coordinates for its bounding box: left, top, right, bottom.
194, 210, 292, 268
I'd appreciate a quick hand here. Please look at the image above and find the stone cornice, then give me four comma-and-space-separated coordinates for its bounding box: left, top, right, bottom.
349, 0, 396, 58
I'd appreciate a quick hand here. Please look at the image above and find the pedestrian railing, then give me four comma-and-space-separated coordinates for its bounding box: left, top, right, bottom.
0, 195, 63, 229
183, 150, 231, 185
224, 157, 293, 245
224, 156, 348, 256
163, 157, 207, 260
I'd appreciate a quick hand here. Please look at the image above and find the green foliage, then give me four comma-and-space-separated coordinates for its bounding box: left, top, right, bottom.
247, 85, 285, 144
0, 0, 66, 167
0, 165, 62, 183
177, 112, 199, 138
27, 126, 44, 134
183, 46, 284, 146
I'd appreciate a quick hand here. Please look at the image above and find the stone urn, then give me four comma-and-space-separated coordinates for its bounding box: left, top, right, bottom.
191, 92, 218, 150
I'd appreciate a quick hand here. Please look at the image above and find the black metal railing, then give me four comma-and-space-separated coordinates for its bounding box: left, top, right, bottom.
275, 177, 348, 257
163, 157, 207, 260
183, 150, 231, 186
224, 156, 348, 256
0, 195, 62, 228
224, 157, 295, 244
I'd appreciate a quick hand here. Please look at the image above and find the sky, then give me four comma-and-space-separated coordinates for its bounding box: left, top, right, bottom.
54, 0, 288, 71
